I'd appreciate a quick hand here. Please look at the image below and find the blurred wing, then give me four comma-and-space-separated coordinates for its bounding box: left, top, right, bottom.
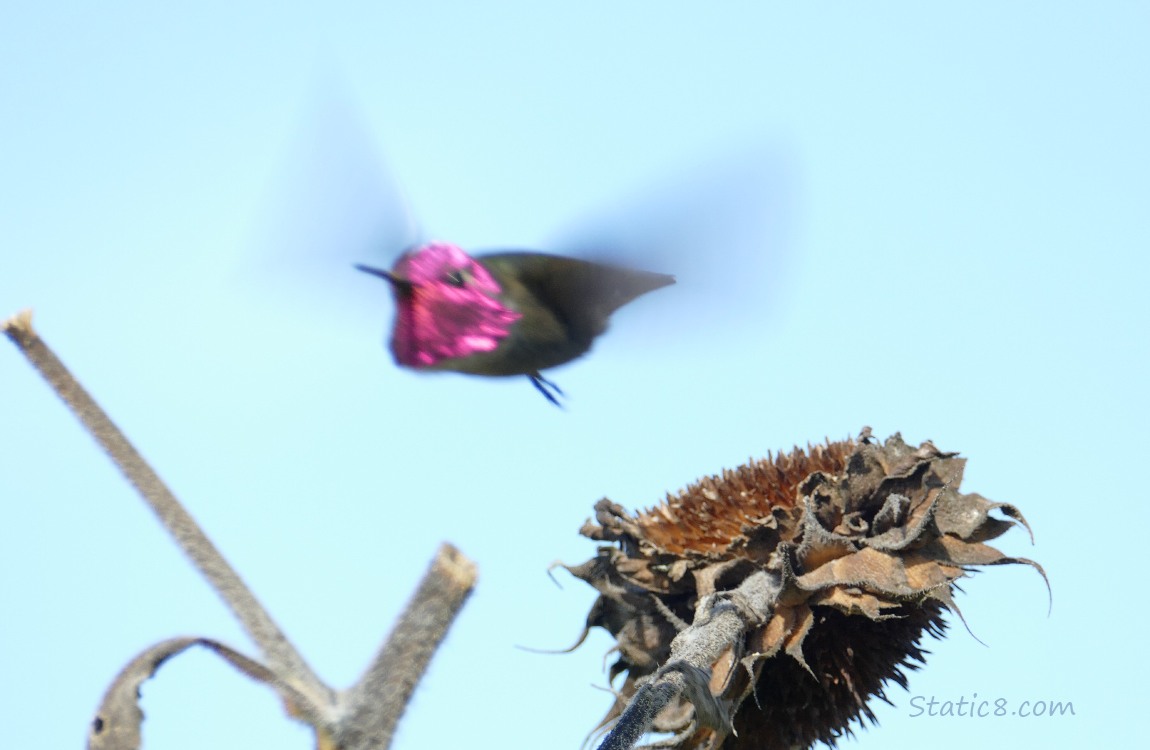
549, 146, 798, 341
238, 80, 420, 335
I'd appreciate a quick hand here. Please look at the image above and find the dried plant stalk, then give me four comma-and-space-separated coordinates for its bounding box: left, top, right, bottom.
337, 544, 478, 749
2, 310, 334, 719
5, 310, 477, 750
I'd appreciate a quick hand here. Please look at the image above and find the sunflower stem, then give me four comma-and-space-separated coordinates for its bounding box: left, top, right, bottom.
595, 569, 783, 750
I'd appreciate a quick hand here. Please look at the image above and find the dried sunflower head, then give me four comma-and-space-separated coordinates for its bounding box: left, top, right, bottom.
567, 430, 1044, 750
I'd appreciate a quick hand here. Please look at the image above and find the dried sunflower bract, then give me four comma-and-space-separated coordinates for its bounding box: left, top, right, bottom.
567, 431, 1044, 750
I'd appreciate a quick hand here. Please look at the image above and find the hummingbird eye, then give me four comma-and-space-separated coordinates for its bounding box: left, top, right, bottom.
444, 269, 467, 287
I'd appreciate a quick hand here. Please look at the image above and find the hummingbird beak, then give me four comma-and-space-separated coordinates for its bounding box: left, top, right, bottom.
354, 263, 415, 293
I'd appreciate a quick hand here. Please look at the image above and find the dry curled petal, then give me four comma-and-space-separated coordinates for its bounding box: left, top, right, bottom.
88, 637, 311, 750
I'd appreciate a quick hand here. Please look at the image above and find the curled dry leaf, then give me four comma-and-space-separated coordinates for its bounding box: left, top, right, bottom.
88, 637, 316, 750
569, 431, 1046, 750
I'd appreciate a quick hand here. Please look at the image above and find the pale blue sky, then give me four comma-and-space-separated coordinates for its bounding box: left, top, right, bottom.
3, 2, 1147, 748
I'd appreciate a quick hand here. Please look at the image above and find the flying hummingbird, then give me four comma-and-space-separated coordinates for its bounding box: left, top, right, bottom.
355, 242, 674, 405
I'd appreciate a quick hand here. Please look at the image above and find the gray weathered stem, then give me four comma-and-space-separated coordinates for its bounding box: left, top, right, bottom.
596, 568, 784, 750
3, 310, 334, 721
336, 543, 478, 750
7, 309, 481, 748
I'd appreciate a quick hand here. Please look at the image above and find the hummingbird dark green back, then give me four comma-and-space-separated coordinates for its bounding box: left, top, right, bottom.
478, 251, 675, 371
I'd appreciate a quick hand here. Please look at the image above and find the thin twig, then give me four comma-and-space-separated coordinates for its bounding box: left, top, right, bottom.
3, 310, 334, 721
336, 543, 478, 750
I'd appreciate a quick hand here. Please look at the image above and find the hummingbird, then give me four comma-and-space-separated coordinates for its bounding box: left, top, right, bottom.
355, 242, 674, 405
